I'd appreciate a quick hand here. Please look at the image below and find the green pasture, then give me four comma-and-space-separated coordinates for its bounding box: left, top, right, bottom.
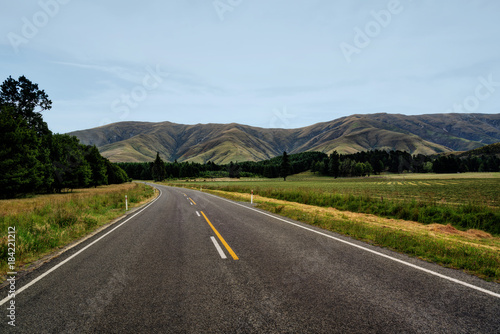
169, 172, 500, 235
181, 172, 500, 207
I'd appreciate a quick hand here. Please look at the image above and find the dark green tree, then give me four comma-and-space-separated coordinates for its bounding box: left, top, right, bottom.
328, 151, 340, 178
0, 75, 54, 197
280, 151, 291, 181
0, 75, 52, 137
151, 152, 166, 181
105, 160, 129, 184
228, 161, 240, 178
85, 145, 108, 187
0, 106, 44, 198
339, 158, 354, 177
262, 164, 275, 178
363, 162, 374, 176
50, 134, 91, 192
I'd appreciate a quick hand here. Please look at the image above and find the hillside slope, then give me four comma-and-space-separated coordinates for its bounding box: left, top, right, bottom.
69, 113, 500, 163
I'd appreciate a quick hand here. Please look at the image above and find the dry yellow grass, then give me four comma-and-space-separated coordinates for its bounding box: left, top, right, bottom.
0, 183, 139, 216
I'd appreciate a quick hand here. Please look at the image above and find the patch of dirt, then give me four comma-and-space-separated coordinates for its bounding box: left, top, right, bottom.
427, 224, 460, 235
465, 229, 493, 239
426, 224, 493, 239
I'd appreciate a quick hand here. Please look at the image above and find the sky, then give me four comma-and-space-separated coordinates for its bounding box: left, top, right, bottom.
1, 0, 499, 133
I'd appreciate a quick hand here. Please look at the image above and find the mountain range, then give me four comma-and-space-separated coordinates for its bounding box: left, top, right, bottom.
70, 113, 500, 163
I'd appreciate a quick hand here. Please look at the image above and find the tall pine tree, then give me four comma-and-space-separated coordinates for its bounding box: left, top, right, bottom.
151, 152, 166, 181
280, 151, 291, 181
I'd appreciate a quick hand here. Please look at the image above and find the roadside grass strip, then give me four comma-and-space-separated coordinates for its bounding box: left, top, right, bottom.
0, 183, 156, 282
0, 185, 161, 306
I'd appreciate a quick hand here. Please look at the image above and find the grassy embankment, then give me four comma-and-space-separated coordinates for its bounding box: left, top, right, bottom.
0, 182, 156, 281
166, 173, 500, 282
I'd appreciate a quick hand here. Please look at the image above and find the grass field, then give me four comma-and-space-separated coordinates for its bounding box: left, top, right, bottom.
0, 182, 156, 281
171, 172, 500, 234
183, 172, 500, 207
165, 172, 500, 281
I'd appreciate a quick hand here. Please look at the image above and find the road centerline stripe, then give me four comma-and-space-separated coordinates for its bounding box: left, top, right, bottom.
200, 211, 239, 260
210, 236, 227, 259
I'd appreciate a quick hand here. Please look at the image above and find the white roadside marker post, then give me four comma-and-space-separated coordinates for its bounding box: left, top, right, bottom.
125, 195, 128, 211
251, 190, 253, 204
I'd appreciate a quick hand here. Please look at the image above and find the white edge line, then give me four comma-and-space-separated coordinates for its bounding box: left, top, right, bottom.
210, 236, 227, 259
0, 186, 162, 306
204, 192, 500, 299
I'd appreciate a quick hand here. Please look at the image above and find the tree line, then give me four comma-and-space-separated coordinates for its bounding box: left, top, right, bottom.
313, 149, 500, 177
117, 151, 323, 181
0, 76, 129, 199
117, 148, 500, 182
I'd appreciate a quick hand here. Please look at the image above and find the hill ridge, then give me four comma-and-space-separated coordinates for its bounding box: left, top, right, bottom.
69, 113, 500, 163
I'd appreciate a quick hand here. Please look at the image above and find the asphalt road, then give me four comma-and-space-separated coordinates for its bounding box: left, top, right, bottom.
1, 183, 500, 333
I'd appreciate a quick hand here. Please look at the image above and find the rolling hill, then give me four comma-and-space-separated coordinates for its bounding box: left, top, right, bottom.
455, 142, 500, 158
69, 113, 500, 163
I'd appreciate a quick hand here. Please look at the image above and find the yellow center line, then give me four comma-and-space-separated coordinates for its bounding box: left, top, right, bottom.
189, 198, 197, 205
200, 211, 239, 260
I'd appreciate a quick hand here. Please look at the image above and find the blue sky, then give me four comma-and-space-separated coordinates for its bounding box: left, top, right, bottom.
1, 0, 499, 133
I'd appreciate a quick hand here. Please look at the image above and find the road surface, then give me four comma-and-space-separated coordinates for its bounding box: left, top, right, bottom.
1, 183, 499, 333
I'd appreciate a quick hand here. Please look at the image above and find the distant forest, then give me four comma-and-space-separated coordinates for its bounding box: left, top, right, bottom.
117, 148, 500, 181
0, 76, 129, 199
